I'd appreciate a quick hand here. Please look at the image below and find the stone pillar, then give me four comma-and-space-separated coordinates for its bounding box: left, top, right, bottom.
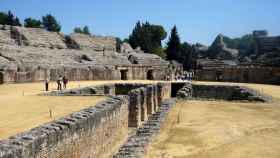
146, 85, 154, 115
139, 87, 148, 122
128, 89, 142, 127
153, 85, 158, 112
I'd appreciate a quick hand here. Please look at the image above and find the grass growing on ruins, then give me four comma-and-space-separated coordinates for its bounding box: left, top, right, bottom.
147, 82, 280, 158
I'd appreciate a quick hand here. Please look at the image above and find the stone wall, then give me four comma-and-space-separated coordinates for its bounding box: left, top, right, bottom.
196, 66, 280, 85
114, 99, 177, 158
0, 96, 128, 158
126, 82, 171, 127
192, 84, 268, 101
1, 65, 169, 83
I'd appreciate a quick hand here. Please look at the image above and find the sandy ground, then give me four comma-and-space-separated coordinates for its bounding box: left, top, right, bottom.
147, 82, 280, 158
0, 80, 159, 140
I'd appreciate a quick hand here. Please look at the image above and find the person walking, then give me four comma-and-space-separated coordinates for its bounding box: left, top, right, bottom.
45, 78, 49, 91
62, 76, 68, 89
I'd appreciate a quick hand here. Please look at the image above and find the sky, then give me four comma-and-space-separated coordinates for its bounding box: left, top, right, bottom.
0, 0, 279, 45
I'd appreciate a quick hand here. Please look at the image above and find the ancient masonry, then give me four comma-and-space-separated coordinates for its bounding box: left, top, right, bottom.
0, 81, 268, 158
0, 24, 183, 84
0, 82, 172, 158
195, 31, 280, 84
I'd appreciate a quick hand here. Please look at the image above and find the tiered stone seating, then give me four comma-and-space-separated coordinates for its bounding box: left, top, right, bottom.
68, 33, 116, 51
0, 25, 16, 45
13, 26, 67, 49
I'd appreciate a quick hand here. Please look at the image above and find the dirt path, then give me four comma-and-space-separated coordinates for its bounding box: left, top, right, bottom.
147, 82, 280, 158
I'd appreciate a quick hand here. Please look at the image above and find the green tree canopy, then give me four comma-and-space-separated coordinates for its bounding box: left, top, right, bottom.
0, 11, 21, 26
180, 42, 194, 70
42, 14, 61, 32
74, 27, 83, 34
24, 18, 42, 28
166, 25, 181, 61
74, 26, 91, 35
128, 21, 167, 54
82, 26, 90, 35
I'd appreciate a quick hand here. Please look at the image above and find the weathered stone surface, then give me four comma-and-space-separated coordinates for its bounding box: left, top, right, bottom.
0, 96, 129, 158
120, 42, 134, 54
195, 66, 280, 85
68, 33, 117, 51
113, 99, 176, 158
12, 26, 67, 49
0, 25, 181, 83
176, 83, 193, 99
208, 34, 239, 60
192, 84, 269, 102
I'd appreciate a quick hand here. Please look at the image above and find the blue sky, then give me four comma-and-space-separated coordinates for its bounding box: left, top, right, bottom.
0, 0, 279, 45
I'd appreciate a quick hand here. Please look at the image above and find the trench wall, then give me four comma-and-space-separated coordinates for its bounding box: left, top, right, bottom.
192, 84, 268, 101
0, 96, 129, 158
0, 82, 172, 158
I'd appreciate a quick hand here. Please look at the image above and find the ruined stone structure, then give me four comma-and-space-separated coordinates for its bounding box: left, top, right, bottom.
0, 82, 172, 158
0, 81, 270, 158
0, 25, 180, 84
195, 66, 280, 84
253, 30, 280, 55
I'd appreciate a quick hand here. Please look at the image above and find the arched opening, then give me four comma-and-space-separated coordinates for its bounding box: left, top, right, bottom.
243, 71, 249, 83
120, 70, 128, 80
216, 71, 223, 81
147, 70, 154, 80
0, 72, 3, 84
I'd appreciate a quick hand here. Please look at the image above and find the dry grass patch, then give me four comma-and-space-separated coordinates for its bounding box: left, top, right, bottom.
147, 82, 280, 158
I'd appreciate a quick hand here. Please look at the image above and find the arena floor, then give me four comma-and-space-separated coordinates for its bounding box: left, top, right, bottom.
0, 80, 158, 139
147, 82, 280, 158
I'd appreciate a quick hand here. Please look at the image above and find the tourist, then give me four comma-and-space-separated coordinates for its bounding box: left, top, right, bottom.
57, 76, 62, 91
62, 76, 68, 89
45, 78, 49, 91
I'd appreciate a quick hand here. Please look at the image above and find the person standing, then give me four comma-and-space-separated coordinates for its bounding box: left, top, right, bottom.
57, 76, 62, 91
62, 76, 68, 89
45, 78, 49, 91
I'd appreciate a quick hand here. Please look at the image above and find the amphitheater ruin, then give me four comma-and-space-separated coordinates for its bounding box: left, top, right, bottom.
0, 25, 280, 158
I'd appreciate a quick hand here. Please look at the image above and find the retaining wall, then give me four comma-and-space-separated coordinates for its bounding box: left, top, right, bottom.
192, 84, 267, 101
0, 96, 129, 158
126, 83, 171, 127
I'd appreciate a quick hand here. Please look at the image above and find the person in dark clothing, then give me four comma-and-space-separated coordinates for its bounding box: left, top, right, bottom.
57, 76, 62, 91
45, 78, 49, 91
62, 76, 68, 89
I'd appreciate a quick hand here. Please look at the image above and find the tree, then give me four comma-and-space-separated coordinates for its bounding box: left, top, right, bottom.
152, 47, 166, 59
0, 12, 8, 25
42, 14, 61, 32
180, 42, 193, 70
0, 11, 21, 26
74, 26, 91, 35
82, 26, 90, 35
128, 21, 167, 54
74, 27, 83, 34
24, 18, 42, 28
166, 25, 181, 61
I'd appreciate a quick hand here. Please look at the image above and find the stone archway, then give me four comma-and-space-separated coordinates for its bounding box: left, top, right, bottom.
147, 70, 154, 80
243, 71, 249, 83
120, 70, 128, 80
216, 71, 223, 81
